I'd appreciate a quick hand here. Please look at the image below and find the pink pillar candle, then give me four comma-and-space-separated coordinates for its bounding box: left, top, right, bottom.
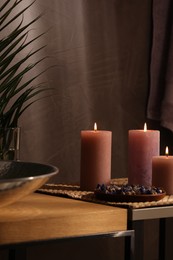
80, 126, 112, 191
152, 153, 173, 195
128, 126, 160, 186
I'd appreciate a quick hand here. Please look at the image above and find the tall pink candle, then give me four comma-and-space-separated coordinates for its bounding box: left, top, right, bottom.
152, 147, 173, 194
128, 124, 160, 186
80, 124, 112, 191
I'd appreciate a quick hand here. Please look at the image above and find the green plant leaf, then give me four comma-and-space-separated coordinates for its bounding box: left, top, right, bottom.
0, 0, 50, 128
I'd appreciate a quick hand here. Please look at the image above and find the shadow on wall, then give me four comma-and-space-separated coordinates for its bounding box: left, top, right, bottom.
16, 0, 153, 184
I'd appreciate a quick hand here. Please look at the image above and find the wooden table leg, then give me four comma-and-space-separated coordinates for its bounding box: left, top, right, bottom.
128, 220, 144, 260
8, 248, 27, 260
159, 218, 166, 260
124, 230, 135, 260
8, 249, 16, 260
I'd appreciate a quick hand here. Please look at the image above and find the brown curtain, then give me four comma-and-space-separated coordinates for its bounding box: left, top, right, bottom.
147, 0, 173, 131
15, 0, 152, 183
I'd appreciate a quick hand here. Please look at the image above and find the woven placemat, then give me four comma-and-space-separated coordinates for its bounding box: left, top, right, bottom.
37, 178, 173, 209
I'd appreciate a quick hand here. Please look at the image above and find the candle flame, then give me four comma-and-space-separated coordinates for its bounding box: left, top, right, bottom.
165, 146, 169, 156
94, 122, 97, 131
144, 123, 147, 132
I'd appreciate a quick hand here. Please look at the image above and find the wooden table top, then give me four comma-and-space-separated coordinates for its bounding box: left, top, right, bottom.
0, 193, 127, 246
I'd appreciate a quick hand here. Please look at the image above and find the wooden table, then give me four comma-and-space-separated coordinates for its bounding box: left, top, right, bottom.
128, 204, 173, 260
36, 181, 173, 260
0, 193, 134, 260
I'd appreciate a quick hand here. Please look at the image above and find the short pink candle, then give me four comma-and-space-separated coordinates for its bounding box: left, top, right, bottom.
128, 124, 160, 186
152, 147, 173, 194
80, 123, 112, 191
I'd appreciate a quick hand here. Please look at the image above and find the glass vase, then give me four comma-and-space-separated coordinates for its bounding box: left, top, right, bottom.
0, 127, 20, 161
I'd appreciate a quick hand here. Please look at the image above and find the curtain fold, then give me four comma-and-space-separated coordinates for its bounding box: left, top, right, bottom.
147, 0, 173, 131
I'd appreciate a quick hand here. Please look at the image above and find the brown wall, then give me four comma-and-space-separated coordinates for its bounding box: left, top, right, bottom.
17, 0, 152, 184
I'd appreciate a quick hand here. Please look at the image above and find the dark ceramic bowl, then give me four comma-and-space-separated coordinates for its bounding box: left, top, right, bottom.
0, 161, 58, 207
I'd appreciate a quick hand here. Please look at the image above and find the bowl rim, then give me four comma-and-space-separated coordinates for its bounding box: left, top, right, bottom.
0, 161, 59, 183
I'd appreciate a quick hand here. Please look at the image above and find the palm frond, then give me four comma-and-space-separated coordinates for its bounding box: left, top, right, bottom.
0, 0, 36, 31
0, 0, 12, 13
0, 0, 49, 128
